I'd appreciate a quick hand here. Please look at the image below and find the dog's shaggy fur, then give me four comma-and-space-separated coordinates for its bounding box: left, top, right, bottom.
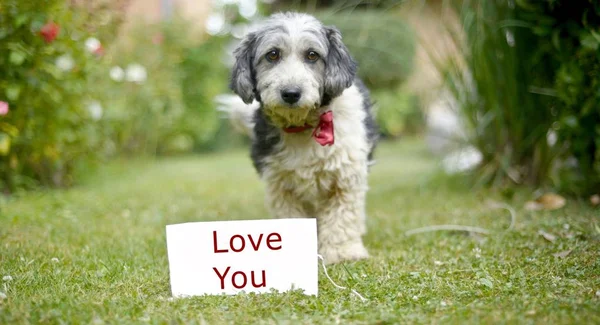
218, 12, 379, 264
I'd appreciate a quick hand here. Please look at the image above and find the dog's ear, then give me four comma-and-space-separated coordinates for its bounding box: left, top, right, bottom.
230, 32, 257, 104
324, 26, 357, 99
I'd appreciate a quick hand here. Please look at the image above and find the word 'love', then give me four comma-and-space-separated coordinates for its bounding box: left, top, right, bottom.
212, 230, 282, 290
213, 231, 282, 253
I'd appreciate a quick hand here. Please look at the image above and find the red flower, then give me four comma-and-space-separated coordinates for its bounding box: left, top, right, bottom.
0, 101, 9, 116
40, 22, 60, 43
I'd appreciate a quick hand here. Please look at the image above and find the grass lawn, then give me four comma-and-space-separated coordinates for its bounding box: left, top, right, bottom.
1, 138, 599, 324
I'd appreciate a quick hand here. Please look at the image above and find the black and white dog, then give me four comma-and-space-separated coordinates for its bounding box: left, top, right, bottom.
217, 12, 379, 264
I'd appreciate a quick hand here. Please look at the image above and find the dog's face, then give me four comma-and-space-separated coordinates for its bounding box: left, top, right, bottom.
230, 13, 357, 128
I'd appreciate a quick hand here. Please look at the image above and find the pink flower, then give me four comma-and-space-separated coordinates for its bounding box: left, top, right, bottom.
93, 44, 105, 56
40, 22, 60, 43
0, 101, 9, 116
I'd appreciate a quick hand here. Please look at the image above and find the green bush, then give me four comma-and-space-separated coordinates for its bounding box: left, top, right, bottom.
0, 3, 239, 192
179, 36, 233, 152
440, 0, 600, 195
315, 10, 416, 90
0, 0, 104, 191
91, 19, 189, 155
373, 90, 422, 138
517, 0, 600, 195
91, 17, 230, 156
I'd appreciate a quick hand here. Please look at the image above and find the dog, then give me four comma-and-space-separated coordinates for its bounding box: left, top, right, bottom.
217, 12, 379, 264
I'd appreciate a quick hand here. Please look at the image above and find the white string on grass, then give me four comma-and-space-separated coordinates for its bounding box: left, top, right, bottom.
404, 201, 517, 236
317, 254, 368, 302
405, 225, 491, 236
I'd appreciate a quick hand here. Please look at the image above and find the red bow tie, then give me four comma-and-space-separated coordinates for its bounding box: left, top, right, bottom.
282, 111, 334, 146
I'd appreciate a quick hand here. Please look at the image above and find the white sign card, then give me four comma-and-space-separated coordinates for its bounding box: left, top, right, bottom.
166, 218, 318, 297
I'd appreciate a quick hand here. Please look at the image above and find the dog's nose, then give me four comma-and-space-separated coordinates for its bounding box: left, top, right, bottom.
281, 89, 302, 104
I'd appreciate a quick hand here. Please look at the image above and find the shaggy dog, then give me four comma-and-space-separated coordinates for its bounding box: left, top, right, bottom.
218, 12, 379, 264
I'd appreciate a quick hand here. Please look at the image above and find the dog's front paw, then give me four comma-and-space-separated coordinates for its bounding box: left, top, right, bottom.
319, 241, 369, 265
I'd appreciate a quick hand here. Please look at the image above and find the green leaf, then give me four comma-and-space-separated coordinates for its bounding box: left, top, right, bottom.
0, 122, 19, 137
551, 29, 561, 51
479, 278, 494, 289
9, 51, 26, 66
581, 99, 596, 116
6, 85, 21, 101
15, 14, 29, 27
563, 116, 579, 128
515, 0, 538, 11
0, 133, 11, 156
590, 29, 600, 43
580, 33, 599, 51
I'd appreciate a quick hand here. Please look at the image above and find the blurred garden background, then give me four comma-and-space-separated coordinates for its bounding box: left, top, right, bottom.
1, 0, 600, 323
1, 0, 599, 199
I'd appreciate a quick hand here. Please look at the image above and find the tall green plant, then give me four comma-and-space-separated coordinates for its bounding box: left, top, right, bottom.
514, 0, 600, 195
440, 0, 556, 188
439, 0, 600, 195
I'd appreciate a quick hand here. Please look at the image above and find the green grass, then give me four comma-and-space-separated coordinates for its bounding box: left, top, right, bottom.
1, 138, 599, 324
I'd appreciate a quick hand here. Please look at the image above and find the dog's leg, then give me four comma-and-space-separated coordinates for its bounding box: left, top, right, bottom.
317, 171, 369, 265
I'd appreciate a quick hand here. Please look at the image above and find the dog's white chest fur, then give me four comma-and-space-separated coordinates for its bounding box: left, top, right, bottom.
262, 84, 370, 208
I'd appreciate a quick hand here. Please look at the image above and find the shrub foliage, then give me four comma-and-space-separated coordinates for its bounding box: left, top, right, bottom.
316, 10, 416, 90
0, 0, 103, 190
443, 0, 600, 195
0, 1, 232, 192
92, 20, 229, 156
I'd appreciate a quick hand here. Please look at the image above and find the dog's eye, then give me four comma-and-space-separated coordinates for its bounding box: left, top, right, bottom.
265, 50, 280, 62
306, 51, 319, 62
